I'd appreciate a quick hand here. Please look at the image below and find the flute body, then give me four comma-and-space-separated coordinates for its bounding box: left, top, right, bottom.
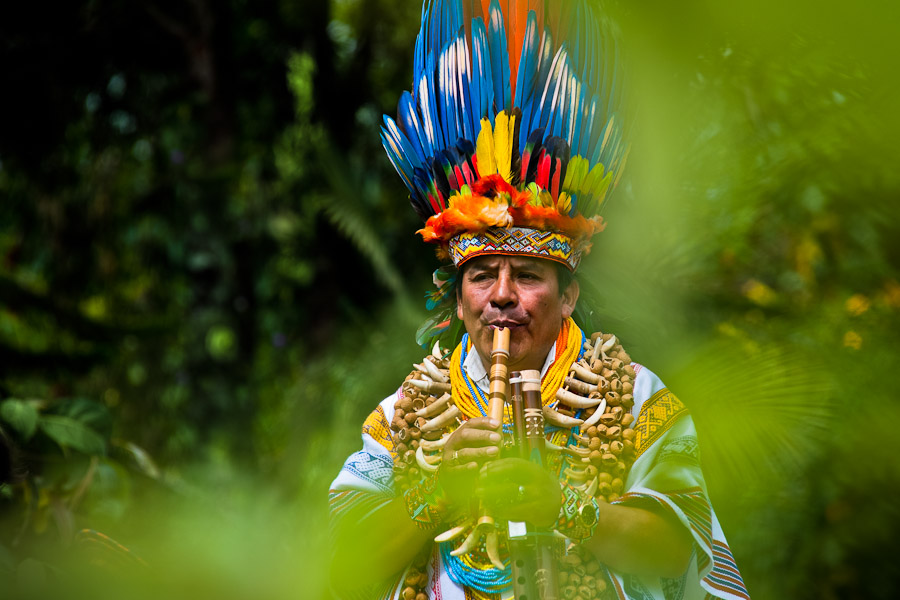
508, 370, 560, 600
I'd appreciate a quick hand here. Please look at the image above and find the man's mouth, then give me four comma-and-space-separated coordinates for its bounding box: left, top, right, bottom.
488, 320, 524, 330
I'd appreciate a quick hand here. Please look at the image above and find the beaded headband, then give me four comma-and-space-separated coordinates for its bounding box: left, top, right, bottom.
450, 226, 581, 270
382, 0, 628, 271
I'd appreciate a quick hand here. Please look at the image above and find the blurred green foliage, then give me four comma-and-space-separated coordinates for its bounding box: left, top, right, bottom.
1, 0, 899, 598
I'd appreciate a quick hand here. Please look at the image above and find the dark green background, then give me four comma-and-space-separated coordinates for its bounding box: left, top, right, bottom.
1, 1, 899, 598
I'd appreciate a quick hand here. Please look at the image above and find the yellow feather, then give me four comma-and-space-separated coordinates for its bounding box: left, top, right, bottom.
563, 156, 588, 194
475, 118, 496, 177
593, 172, 614, 209
493, 111, 512, 183
583, 163, 605, 196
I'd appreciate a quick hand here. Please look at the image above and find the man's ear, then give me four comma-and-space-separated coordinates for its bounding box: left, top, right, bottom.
560, 278, 580, 320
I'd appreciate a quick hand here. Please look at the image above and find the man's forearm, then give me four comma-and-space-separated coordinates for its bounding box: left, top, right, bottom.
330, 495, 434, 595
582, 502, 693, 578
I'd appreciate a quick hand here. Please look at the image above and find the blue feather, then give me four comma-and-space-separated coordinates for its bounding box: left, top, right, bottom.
398, 91, 430, 164
513, 11, 540, 152
522, 26, 554, 148
471, 17, 493, 123
578, 93, 598, 159
455, 32, 475, 142
487, 0, 511, 113
383, 115, 424, 172
513, 10, 538, 111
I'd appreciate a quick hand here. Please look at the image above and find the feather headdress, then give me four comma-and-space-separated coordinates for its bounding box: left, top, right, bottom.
382, 0, 628, 270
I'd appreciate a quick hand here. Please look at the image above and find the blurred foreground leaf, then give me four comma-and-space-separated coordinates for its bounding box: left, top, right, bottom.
39, 416, 106, 456
0, 399, 39, 441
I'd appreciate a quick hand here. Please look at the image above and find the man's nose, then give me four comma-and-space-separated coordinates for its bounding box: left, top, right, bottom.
490, 273, 517, 308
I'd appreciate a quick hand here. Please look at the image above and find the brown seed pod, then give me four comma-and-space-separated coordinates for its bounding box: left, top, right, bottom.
409, 427, 422, 440
411, 398, 426, 412
606, 425, 622, 439
589, 450, 602, 463
578, 585, 592, 599
624, 365, 636, 378
596, 578, 608, 593
585, 560, 600, 574
609, 358, 624, 372
602, 453, 617, 466
401, 587, 416, 600
598, 481, 612, 496
584, 465, 598, 479
599, 443, 609, 454
596, 377, 611, 395
610, 440, 624, 455
600, 368, 615, 380
595, 424, 608, 437
405, 412, 417, 425
586, 425, 598, 437
396, 442, 409, 455
622, 382, 634, 395
588, 437, 601, 451
604, 391, 621, 407
582, 574, 596, 589
608, 379, 623, 395
622, 428, 635, 442
614, 461, 627, 477
611, 406, 624, 419
599, 412, 618, 426
589, 358, 604, 374
395, 408, 406, 420
623, 439, 635, 452
562, 585, 577, 600
399, 398, 413, 412
416, 594, 428, 600
590, 331, 604, 342
618, 352, 631, 364
611, 478, 624, 493
410, 439, 420, 450
597, 471, 612, 484
397, 428, 411, 443
621, 413, 635, 428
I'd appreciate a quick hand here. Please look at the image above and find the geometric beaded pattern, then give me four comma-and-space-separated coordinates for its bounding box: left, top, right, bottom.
632, 388, 688, 459
362, 404, 396, 458
449, 226, 582, 270
342, 450, 395, 494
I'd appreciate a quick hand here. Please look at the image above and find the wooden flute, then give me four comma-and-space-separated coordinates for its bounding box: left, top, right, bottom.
508, 369, 560, 600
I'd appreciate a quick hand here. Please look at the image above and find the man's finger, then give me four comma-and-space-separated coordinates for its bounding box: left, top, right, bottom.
455, 427, 502, 447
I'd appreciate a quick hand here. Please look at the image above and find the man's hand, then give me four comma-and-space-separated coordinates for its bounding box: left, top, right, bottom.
439, 417, 501, 510
475, 457, 561, 528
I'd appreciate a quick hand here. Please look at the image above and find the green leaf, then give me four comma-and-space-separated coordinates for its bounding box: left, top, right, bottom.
0, 399, 39, 440
113, 439, 160, 479
39, 415, 106, 455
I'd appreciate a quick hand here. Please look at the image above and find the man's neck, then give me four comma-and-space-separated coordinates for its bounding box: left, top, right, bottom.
464, 342, 557, 391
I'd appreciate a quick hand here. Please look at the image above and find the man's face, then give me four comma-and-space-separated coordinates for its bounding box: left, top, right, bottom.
456, 255, 579, 372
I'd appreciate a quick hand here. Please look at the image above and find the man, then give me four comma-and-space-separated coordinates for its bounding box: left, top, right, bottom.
329, 1, 749, 598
